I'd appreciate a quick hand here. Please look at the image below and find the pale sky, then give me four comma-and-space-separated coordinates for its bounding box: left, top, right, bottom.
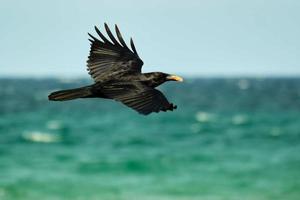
0, 0, 300, 77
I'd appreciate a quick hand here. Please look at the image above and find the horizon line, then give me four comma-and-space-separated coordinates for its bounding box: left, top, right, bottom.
1, 74, 300, 79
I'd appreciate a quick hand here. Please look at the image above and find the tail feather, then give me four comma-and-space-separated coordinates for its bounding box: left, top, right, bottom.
48, 86, 92, 101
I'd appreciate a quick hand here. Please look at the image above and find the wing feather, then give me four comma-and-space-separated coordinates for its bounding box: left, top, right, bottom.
88, 33, 101, 43
87, 23, 143, 82
104, 23, 121, 46
130, 38, 139, 56
99, 83, 177, 115
95, 26, 113, 44
115, 25, 130, 50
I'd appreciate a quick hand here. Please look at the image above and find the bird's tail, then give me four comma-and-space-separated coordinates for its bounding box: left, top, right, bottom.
48, 86, 93, 101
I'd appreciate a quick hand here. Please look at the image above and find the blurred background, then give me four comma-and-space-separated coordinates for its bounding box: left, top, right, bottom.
0, 0, 300, 200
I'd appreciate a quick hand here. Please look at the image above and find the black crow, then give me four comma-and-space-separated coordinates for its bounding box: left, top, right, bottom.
49, 23, 183, 115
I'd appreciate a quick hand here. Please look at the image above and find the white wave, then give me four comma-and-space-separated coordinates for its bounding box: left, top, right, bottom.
232, 114, 248, 125
46, 120, 62, 130
237, 79, 250, 90
22, 131, 61, 143
270, 127, 282, 137
190, 123, 201, 133
195, 111, 215, 123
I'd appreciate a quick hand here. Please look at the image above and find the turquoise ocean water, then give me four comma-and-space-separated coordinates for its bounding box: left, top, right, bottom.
0, 78, 299, 200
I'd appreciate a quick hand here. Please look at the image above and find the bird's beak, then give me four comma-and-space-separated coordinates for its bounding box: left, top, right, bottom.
166, 75, 184, 82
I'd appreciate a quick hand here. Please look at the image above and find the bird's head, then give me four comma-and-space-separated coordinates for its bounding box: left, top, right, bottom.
146, 72, 183, 87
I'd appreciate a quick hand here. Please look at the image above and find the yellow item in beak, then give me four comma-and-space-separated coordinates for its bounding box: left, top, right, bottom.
166, 75, 184, 82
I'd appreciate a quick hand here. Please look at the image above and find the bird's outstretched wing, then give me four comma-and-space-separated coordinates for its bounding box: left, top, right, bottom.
87, 23, 143, 82
98, 82, 177, 115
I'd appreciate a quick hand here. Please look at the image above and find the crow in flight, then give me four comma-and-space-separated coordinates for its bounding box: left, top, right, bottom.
49, 23, 183, 115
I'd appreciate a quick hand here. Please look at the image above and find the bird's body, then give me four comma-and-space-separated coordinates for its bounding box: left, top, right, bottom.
49, 23, 183, 115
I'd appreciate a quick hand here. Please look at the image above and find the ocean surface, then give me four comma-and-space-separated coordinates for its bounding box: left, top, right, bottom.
0, 78, 299, 200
